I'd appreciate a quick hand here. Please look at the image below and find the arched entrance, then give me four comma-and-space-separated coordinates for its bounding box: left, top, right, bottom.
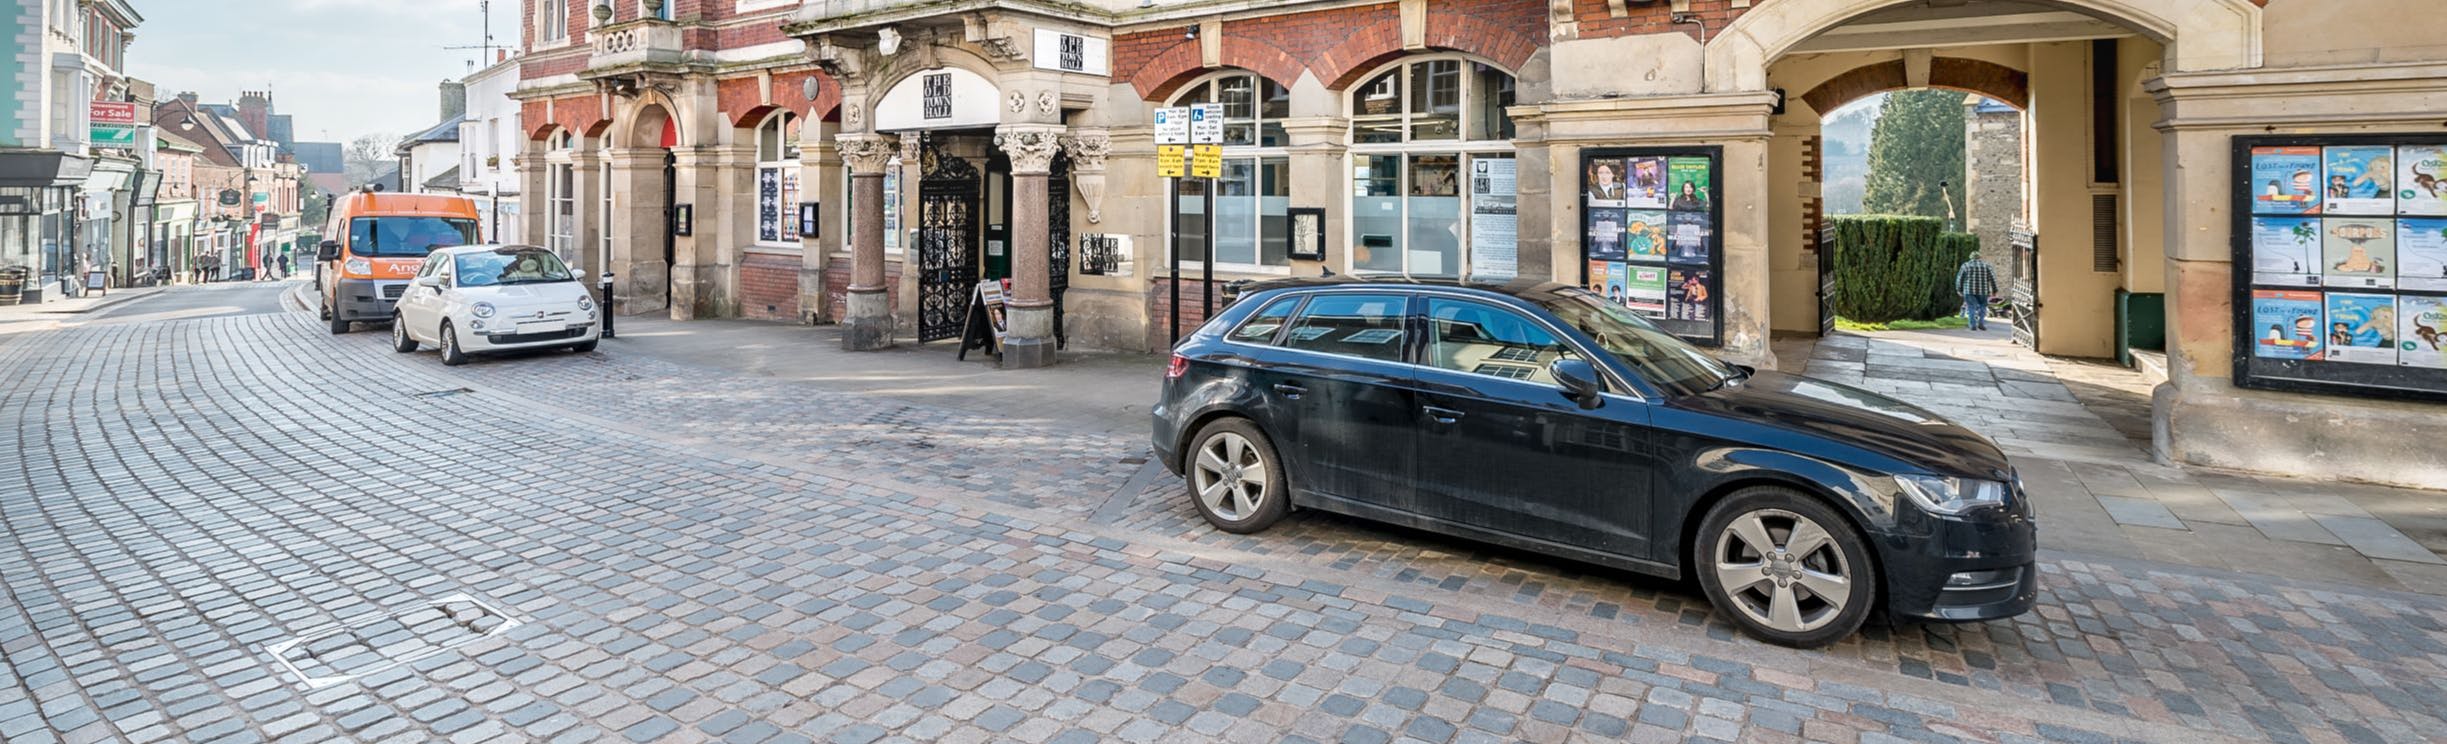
609, 100, 679, 314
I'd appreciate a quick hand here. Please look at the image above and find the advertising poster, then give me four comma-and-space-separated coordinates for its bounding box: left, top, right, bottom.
1586, 260, 1611, 295
2323, 217, 2396, 289
1623, 210, 1669, 260
2251, 290, 2325, 360
1627, 265, 1668, 317
1584, 158, 1628, 207
2252, 146, 2324, 215
1667, 157, 1711, 212
1469, 158, 1519, 279
2397, 217, 2447, 291
1667, 211, 1711, 264
1625, 157, 1669, 209
2324, 292, 2399, 365
1668, 267, 1714, 322
2401, 295, 2447, 369
2398, 144, 2447, 216
1587, 209, 1626, 261
1604, 261, 1629, 306
2323, 146, 2397, 215
2250, 216, 2322, 286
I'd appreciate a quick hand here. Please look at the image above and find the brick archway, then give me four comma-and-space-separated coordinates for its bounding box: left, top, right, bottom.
1317, 10, 1539, 89
1131, 35, 1309, 102
1705, 0, 2261, 92
524, 96, 610, 142
1798, 57, 2029, 115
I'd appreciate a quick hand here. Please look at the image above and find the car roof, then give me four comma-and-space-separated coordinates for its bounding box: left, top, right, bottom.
1238, 274, 1587, 304
432, 244, 550, 256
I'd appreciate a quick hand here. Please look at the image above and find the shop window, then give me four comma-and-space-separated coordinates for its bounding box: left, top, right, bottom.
755, 112, 802, 246
548, 164, 576, 264
843, 158, 903, 254
1168, 71, 1292, 271
1347, 56, 1519, 279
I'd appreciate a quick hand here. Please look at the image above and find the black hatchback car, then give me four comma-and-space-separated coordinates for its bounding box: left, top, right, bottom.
1152, 278, 2036, 647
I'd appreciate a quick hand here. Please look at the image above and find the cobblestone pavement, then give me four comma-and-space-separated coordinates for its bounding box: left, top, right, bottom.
0, 296, 2443, 743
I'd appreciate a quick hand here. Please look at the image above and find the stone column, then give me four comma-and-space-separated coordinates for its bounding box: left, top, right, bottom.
514, 143, 552, 247
605, 147, 672, 314
569, 147, 605, 275
800, 138, 836, 324
837, 132, 898, 350
995, 124, 1064, 369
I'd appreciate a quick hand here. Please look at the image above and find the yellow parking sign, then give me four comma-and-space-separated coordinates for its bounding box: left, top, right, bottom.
1190, 144, 1222, 179
1157, 145, 1186, 178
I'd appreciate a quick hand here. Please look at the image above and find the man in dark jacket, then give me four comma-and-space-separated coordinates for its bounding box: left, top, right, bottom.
1955, 255, 1999, 331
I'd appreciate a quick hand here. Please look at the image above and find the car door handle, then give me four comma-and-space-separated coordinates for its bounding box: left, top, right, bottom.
1422, 405, 1465, 424
1271, 383, 1307, 400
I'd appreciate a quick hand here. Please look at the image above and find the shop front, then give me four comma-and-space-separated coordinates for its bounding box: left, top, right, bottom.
0, 152, 92, 304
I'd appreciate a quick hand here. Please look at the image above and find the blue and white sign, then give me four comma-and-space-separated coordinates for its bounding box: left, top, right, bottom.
1190, 103, 1224, 145
1153, 107, 1189, 145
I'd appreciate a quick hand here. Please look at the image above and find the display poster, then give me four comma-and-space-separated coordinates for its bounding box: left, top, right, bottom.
1604, 262, 1628, 305
1586, 260, 1611, 296
1585, 158, 1628, 207
1469, 158, 1519, 279
2324, 146, 2397, 215
1668, 211, 1711, 265
1587, 209, 1625, 261
1668, 158, 1711, 213
1625, 157, 1668, 209
2398, 145, 2447, 216
2397, 218, 2447, 291
2252, 290, 2324, 360
2400, 295, 2447, 369
2324, 292, 2398, 365
2253, 146, 2324, 215
2323, 217, 2396, 289
2250, 216, 2321, 287
1623, 210, 1669, 261
1627, 265, 1668, 317
1669, 267, 1714, 322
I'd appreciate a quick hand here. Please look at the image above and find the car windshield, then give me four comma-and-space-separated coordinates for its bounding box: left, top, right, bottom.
454, 248, 575, 288
350, 217, 478, 257
1535, 287, 1742, 396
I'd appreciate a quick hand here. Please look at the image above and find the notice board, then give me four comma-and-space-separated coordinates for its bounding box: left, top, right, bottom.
1580, 147, 1724, 346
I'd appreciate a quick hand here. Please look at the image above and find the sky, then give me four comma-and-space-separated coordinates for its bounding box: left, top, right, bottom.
127, 0, 503, 147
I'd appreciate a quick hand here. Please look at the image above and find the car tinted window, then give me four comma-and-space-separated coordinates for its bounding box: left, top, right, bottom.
1536, 287, 1738, 396
1228, 296, 1302, 344
1280, 293, 1408, 363
1423, 298, 1584, 385
455, 248, 575, 288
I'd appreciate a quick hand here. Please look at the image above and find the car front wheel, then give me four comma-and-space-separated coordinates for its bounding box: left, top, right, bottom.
438, 322, 469, 366
1695, 487, 1877, 648
391, 314, 418, 353
1187, 419, 1289, 534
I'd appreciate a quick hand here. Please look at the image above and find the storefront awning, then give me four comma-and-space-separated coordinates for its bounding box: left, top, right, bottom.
0, 152, 94, 188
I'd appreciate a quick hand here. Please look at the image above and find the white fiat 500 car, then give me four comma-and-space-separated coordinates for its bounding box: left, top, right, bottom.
391, 244, 599, 365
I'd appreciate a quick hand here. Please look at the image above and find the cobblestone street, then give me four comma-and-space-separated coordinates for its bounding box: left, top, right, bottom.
1, 285, 2444, 744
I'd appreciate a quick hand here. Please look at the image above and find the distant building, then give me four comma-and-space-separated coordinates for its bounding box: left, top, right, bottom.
0, 0, 143, 302
398, 82, 468, 198
460, 54, 522, 246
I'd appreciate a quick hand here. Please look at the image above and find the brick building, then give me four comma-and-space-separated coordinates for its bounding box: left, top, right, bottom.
514, 0, 2447, 490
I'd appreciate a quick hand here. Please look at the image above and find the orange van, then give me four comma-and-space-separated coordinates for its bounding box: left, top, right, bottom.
315, 190, 483, 334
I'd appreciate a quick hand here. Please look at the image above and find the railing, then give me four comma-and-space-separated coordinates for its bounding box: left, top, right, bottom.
586, 19, 685, 73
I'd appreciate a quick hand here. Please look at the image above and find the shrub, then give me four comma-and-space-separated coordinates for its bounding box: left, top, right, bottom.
1830, 215, 1950, 323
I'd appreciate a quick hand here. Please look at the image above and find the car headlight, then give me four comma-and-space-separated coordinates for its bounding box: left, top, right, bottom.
472, 302, 496, 319
343, 258, 371, 275
577, 295, 595, 312
1895, 475, 2009, 516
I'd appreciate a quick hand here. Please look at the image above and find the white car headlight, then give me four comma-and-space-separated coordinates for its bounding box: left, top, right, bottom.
577, 294, 595, 312
343, 258, 371, 275
472, 302, 496, 319
1895, 475, 2009, 516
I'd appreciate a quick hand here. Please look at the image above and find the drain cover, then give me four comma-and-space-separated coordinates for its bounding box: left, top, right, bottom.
414, 388, 476, 398
268, 593, 521, 689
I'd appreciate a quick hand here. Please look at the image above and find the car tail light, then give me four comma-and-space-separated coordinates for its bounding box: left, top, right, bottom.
1165, 353, 1191, 379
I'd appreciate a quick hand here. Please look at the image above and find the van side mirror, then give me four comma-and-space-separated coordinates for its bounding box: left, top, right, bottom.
316, 240, 341, 262
1550, 358, 1604, 410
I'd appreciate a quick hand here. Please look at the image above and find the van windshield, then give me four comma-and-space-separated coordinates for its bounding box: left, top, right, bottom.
350, 217, 478, 257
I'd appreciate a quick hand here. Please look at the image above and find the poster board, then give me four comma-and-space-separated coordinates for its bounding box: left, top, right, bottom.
1580, 147, 1723, 346
2232, 135, 2447, 403
957, 279, 1011, 361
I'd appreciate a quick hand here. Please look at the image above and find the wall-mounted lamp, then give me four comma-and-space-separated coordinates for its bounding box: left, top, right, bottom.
877, 27, 902, 56
1183, 25, 1199, 41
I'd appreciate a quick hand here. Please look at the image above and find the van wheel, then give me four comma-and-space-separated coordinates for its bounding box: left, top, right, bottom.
328, 312, 350, 335
438, 322, 469, 366
1186, 419, 1290, 534
391, 314, 418, 353
1694, 487, 1877, 648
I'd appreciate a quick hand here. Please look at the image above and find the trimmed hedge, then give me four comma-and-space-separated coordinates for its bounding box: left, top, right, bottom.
1829, 215, 1981, 323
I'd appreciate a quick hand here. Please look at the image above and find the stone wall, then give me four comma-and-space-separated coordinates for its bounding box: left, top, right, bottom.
1962, 99, 2022, 270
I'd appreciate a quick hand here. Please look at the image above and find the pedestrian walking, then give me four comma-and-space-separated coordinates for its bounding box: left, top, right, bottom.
1955, 254, 1999, 331
277, 253, 291, 279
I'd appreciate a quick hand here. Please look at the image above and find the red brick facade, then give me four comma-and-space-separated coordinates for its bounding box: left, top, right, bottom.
1567, 0, 1750, 41
738, 251, 802, 321
1114, 0, 1545, 100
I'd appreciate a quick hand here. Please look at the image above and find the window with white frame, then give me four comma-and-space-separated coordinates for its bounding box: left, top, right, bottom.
539, 0, 569, 43
599, 159, 614, 273
1348, 56, 1518, 278
843, 157, 902, 254
1169, 71, 1292, 271
549, 164, 575, 261
755, 112, 802, 246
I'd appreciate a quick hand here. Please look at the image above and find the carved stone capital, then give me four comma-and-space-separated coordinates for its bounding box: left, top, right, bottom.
994, 125, 1064, 176
836, 133, 899, 176
1057, 129, 1112, 173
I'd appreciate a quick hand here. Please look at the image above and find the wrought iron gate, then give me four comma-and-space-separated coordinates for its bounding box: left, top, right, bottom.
1048, 154, 1071, 349
1817, 221, 1837, 336
2009, 228, 2039, 348
917, 148, 980, 343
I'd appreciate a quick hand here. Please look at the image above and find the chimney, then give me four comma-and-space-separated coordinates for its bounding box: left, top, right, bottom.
177, 92, 198, 105
438, 81, 468, 121
237, 91, 273, 142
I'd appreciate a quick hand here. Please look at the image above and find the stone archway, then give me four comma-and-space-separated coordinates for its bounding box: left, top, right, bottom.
1705, 0, 2260, 92
1798, 57, 2029, 115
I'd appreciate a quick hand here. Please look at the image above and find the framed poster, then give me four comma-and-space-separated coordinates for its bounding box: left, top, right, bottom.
1287, 207, 1325, 261
2232, 135, 2447, 403
1581, 147, 1723, 346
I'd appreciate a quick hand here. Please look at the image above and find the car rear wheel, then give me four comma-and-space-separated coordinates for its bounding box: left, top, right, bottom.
438, 322, 469, 366
391, 314, 418, 353
1187, 419, 1289, 534
1695, 487, 1876, 648
570, 339, 598, 353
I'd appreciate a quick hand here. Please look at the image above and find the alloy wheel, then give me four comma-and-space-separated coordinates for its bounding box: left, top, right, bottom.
1191, 432, 1269, 521
1712, 508, 1853, 634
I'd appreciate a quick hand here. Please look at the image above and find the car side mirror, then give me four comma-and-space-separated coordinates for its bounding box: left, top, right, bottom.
1550, 358, 1604, 410
316, 240, 341, 262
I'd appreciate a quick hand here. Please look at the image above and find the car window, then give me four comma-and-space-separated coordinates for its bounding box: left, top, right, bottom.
455, 248, 576, 288
1536, 287, 1739, 396
1423, 298, 1586, 386
1280, 293, 1408, 363
1228, 296, 1302, 344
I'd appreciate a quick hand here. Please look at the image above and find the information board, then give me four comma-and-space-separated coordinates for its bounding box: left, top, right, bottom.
1580, 147, 1723, 346
1189, 103, 1224, 145
1190, 144, 1222, 180
2232, 135, 2447, 403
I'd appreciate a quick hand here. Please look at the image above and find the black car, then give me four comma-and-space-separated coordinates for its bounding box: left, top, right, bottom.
1152, 278, 2035, 647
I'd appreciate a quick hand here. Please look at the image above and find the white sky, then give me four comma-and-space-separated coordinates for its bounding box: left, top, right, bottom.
127, 0, 502, 145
